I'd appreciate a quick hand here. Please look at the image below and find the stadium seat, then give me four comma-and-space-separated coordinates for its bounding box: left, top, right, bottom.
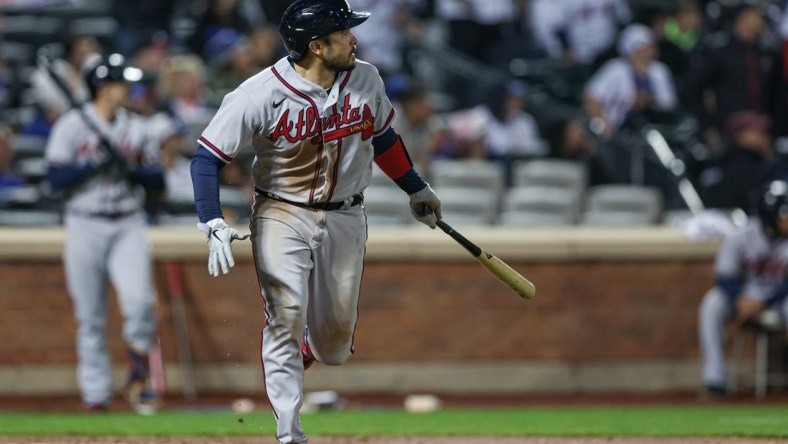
580, 184, 663, 226
433, 186, 499, 225
729, 309, 788, 399
2, 16, 65, 48
431, 159, 506, 197
362, 185, 410, 226
499, 186, 580, 226
511, 158, 588, 199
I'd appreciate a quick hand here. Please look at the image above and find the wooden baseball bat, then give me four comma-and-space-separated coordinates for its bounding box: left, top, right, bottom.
436, 220, 536, 299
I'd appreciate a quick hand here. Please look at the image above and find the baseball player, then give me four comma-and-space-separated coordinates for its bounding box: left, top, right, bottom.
698, 180, 788, 398
190, 1, 441, 442
44, 54, 165, 414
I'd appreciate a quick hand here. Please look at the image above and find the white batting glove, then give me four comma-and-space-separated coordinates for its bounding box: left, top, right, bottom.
408, 184, 442, 229
197, 218, 250, 277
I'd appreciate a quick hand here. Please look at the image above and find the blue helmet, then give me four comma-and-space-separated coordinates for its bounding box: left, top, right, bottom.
758, 180, 788, 234
84, 53, 143, 98
279, 0, 370, 61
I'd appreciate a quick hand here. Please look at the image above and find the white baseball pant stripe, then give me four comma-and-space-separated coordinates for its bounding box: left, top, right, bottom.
250, 197, 366, 444
64, 212, 156, 405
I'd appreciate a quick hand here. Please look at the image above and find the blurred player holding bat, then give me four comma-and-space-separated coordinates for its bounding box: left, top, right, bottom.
44, 54, 165, 415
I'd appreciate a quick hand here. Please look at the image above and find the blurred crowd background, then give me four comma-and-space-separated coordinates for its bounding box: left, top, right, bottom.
0, 0, 787, 228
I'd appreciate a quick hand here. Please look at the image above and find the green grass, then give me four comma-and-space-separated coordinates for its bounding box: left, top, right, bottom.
1, 405, 788, 437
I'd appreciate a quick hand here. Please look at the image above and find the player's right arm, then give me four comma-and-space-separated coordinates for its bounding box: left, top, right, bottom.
44, 112, 95, 191
190, 88, 258, 277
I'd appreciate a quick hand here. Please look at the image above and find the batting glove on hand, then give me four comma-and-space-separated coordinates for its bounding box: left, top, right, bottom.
197, 218, 250, 277
409, 184, 442, 229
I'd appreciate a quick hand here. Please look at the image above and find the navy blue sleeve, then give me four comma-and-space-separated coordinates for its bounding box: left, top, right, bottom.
130, 164, 165, 191
45, 163, 95, 190
716, 277, 742, 303
371, 127, 398, 155
190, 146, 225, 223
765, 278, 788, 307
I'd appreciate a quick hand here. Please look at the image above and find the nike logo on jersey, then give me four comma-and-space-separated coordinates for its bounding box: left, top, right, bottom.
272, 98, 286, 108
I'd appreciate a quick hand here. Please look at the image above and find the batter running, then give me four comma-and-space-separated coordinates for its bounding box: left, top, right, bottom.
190, 1, 442, 442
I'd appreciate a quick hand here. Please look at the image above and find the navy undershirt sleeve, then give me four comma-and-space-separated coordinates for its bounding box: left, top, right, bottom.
190, 146, 225, 223
45, 163, 95, 190
716, 277, 742, 304
130, 165, 165, 191
765, 277, 788, 307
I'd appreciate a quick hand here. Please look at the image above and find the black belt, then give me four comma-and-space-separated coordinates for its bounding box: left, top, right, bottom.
68, 210, 138, 220
257, 189, 363, 211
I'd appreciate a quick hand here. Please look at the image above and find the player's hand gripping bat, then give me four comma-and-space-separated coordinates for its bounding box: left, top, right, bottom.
436, 220, 536, 299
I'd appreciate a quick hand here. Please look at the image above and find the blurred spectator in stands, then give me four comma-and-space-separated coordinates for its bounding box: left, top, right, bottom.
545, 116, 612, 186
392, 87, 446, 179
207, 36, 257, 94
781, 0, 788, 80
0, 51, 13, 111
436, 0, 519, 64
683, 3, 786, 150
257, 0, 292, 24
352, 0, 419, 79
25, 35, 100, 137
437, 107, 488, 159
189, 0, 263, 64
635, 1, 702, 91
248, 25, 284, 70
539, 0, 631, 66
112, 0, 176, 57
477, 80, 544, 159
583, 24, 678, 139
130, 32, 172, 77
158, 55, 216, 126
665, 0, 703, 53
696, 110, 774, 212
0, 126, 24, 209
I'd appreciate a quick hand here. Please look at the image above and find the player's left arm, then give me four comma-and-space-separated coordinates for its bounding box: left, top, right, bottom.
372, 127, 441, 228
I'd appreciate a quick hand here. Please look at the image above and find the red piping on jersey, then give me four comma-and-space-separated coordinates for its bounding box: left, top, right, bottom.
338, 70, 352, 92
374, 136, 412, 179
374, 109, 395, 136
198, 136, 232, 163
272, 66, 325, 204
326, 104, 342, 202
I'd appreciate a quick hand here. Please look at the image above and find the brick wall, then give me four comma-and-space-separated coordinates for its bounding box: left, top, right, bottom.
0, 257, 715, 367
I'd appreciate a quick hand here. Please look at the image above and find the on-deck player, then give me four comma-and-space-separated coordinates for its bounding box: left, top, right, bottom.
190, 0, 442, 442
698, 180, 788, 398
44, 54, 165, 414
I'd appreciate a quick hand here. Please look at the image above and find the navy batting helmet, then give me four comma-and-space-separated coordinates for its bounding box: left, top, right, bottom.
757, 180, 788, 234
84, 53, 143, 98
279, 0, 370, 61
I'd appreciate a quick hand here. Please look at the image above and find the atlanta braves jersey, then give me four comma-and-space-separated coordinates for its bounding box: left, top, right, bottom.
45, 104, 157, 214
198, 56, 394, 204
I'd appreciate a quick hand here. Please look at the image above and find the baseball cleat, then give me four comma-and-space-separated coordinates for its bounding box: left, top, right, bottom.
125, 379, 160, 416
124, 349, 160, 415
302, 335, 316, 370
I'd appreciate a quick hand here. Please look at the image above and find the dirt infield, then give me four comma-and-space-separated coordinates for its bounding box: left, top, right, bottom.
0, 437, 784, 444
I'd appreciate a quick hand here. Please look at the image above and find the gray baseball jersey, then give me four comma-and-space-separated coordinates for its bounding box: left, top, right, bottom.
198, 57, 394, 204
45, 104, 158, 214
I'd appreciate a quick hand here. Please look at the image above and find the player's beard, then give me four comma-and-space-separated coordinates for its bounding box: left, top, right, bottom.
323, 47, 356, 72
